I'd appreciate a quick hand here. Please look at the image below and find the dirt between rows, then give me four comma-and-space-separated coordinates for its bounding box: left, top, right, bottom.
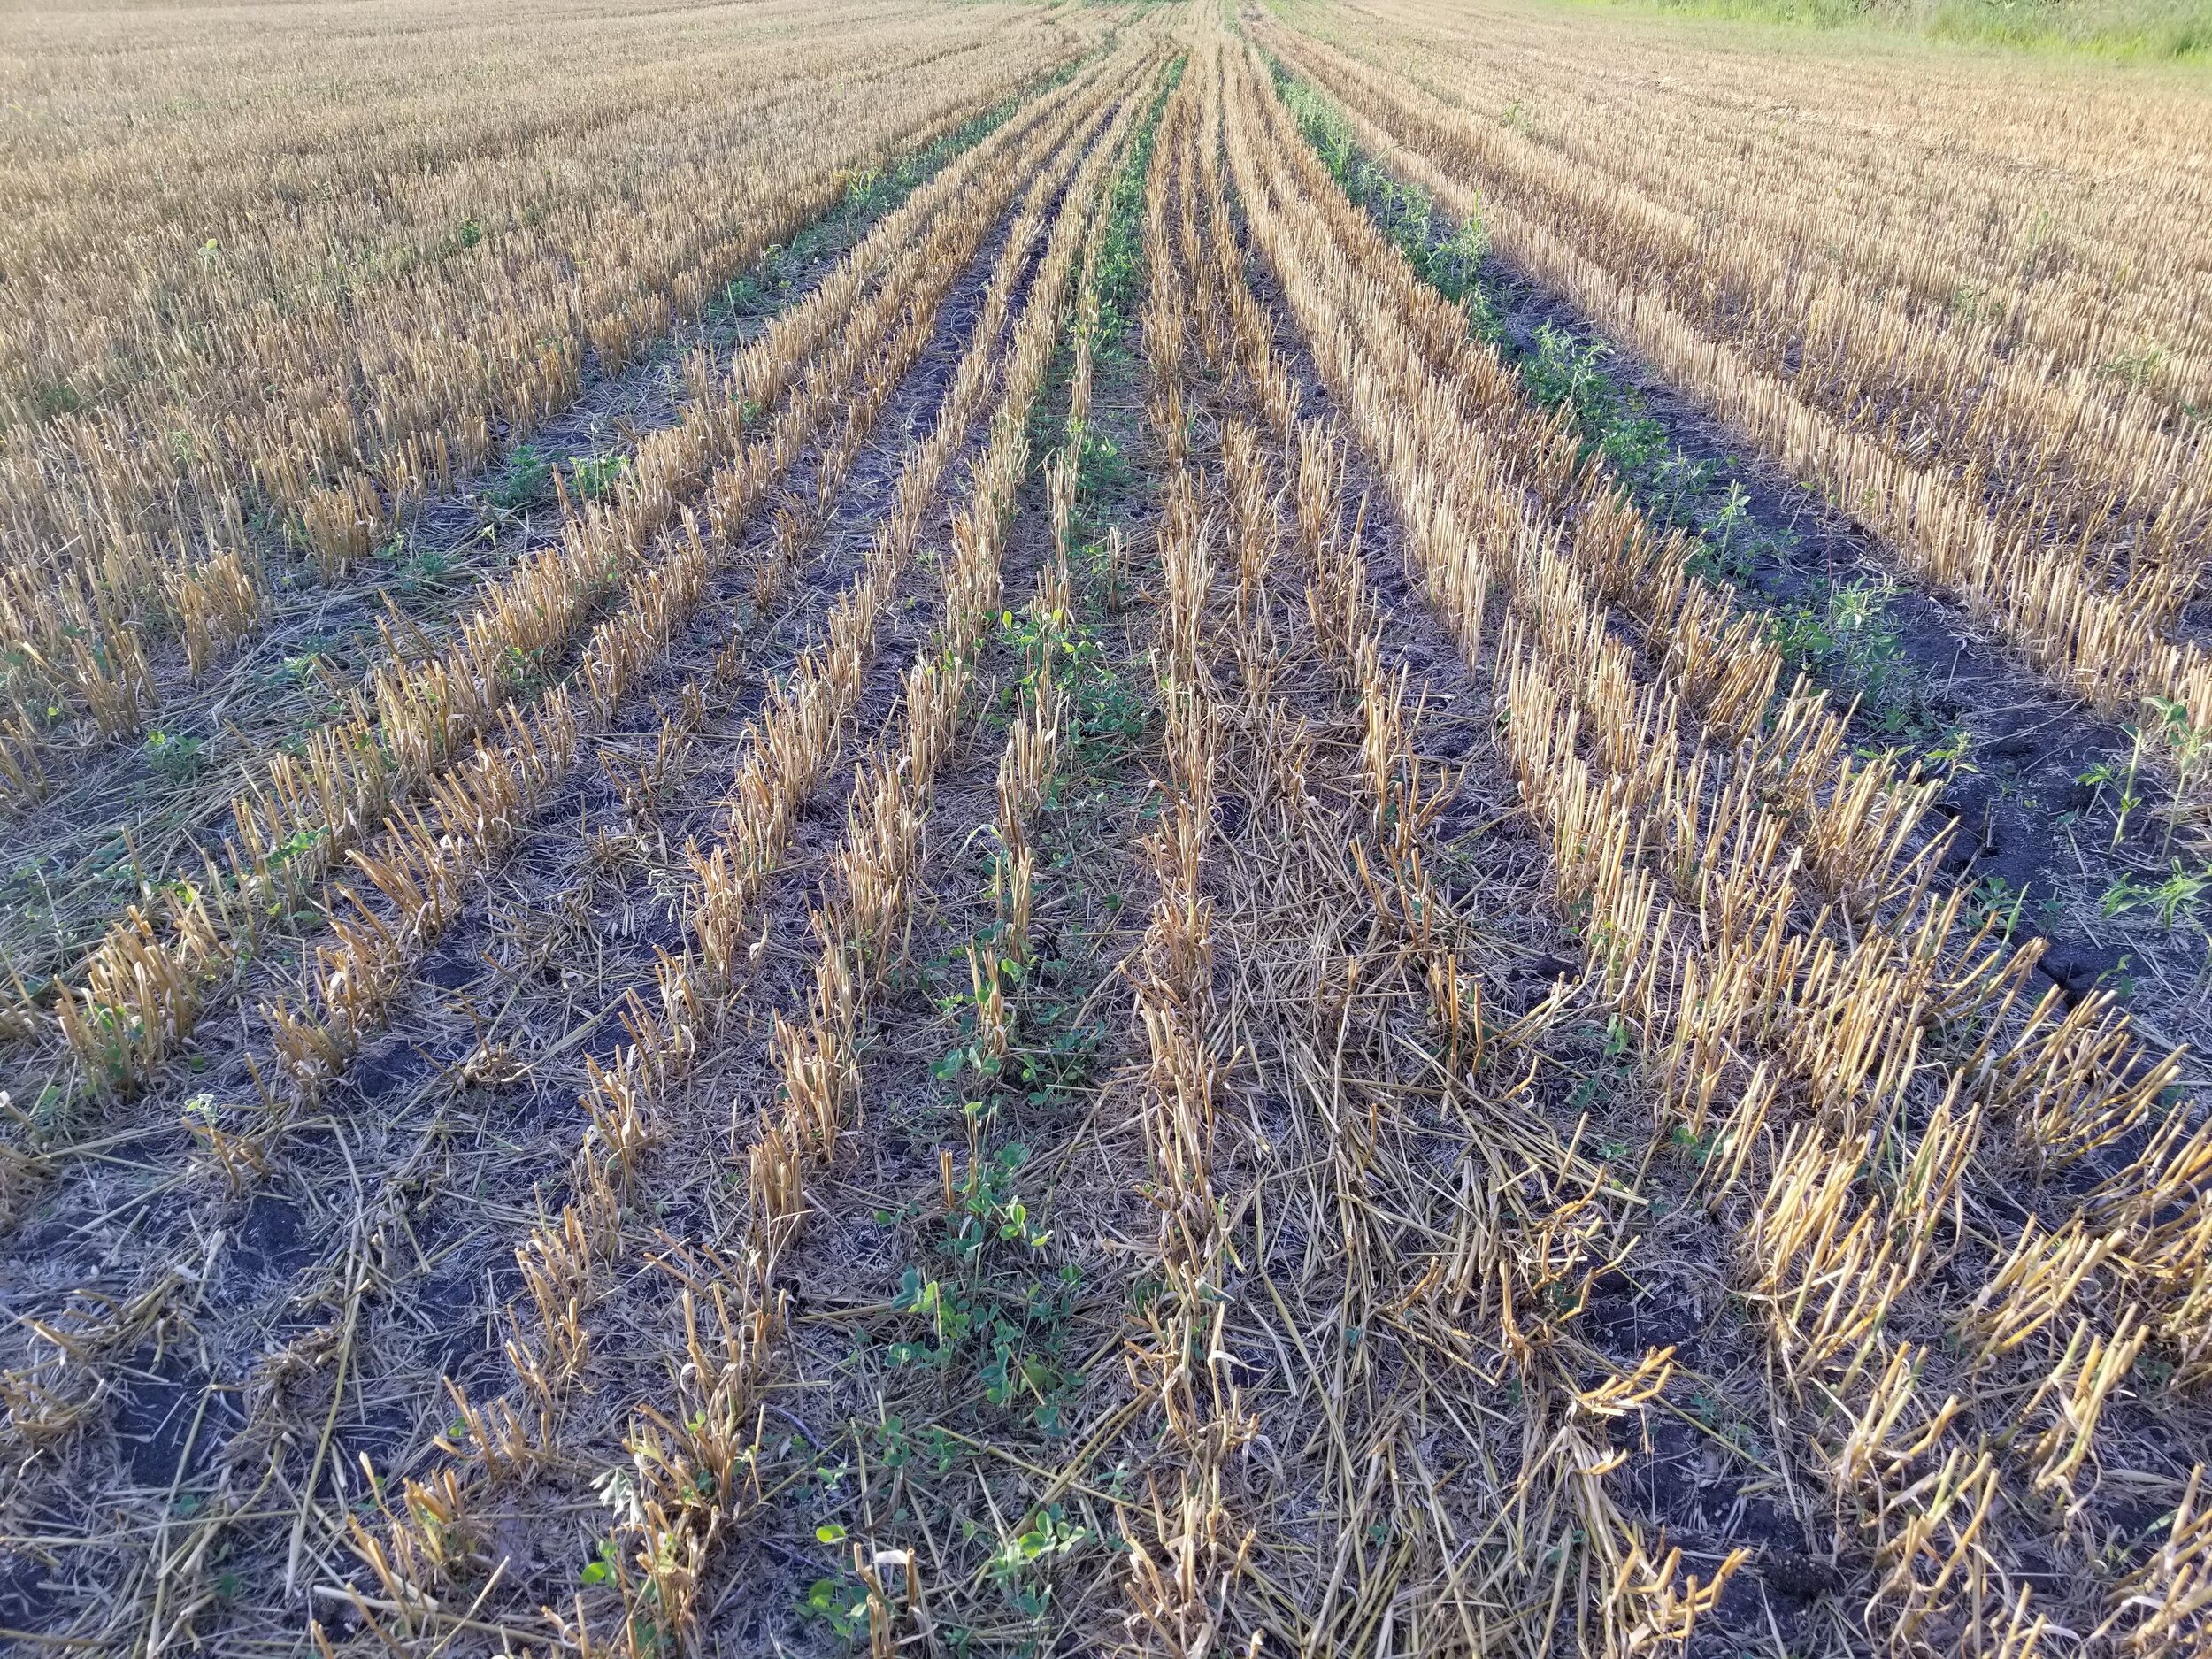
1231, 233, 1839, 1655
1479, 259, 2212, 1071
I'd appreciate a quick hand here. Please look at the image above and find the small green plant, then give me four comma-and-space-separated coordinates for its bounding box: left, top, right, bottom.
1566, 1014, 1637, 1112
389, 543, 456, 592
29, 380, 84, 422
2078, 745, 2147, 849
865, 1413, 964, 1477
1074, 426, 1129, 503
1602, 1011, 1632, 1058
277, 649, 328, 688
2143, 693, 2212, 814
720, 269, 767, 313
268, 825, 328, 873
989, 1506, 1087, 1619
1767, 576, 1920, 729
498, 642, 547, 697
1686, 1387, 1765, 1460
1012, 1004, 1105, 1105
570, 452, 626, 501
1825, 578, 1899, 671
578, 1534, 621, 1588
801, 1574, 872, 1641
1525, 324, 1621, 431
2101, 861, 2212, 930
487, 443, 552, 513
1628, 448, 1714, 533
1923, 726, 1974, 774
2102, 340, 2166, 389
1709, 478, 1752, 548
933, 953, 1022, 1086
1599, 411, 1668, 481
1669, 1122, 1717, 1164
1965, 873, 2026, 940
145, 728, 209, 783
887, 1143, 1084, 1432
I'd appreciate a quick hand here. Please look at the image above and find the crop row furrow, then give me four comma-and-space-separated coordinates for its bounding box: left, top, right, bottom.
1220, 28, 2205, 1654
1261, 26, 2212, 797
16, 59, 1122, 1117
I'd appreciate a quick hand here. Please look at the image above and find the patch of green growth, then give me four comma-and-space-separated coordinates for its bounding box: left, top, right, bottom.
1092, 64, 1179, 354
568, 450, 626, 501
1073, 425, 1131, 507
485, 443, 552, 513
1565, 1011, 1638, 1113
1274, 66, 1496, 323
1013, 1003, 1107, 1103
401, 545, 457, 590
718, 268, 770, 315
2101, 861, 2212, 930
1686, 1386, 1767, 1463
144, 727, 209, 784
1271, 58, 1825, 614
374, 532, 461, 593
721, 76, 1060, 325
866, 1413, 966, 1478
800, 1572, 872, 1641
988, 1505, 1088, 1620
497, 641, 549, 699
1522, 323, 1624, 435
933, 947, 1025, 1088
1765, 575, 1929, 734
886, 1142, 1086, 1434
1517, 322, 1760, 551
1964, 872, 2027, 939
28, 380, 85, 423
1598, 0, 2212, 61
997, 605, 1148, 778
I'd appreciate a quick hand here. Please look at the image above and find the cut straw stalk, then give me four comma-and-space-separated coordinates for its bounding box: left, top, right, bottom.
0, 14, 1093, 753
349, 64, 1160, 1654
35, 60, 1117, 1109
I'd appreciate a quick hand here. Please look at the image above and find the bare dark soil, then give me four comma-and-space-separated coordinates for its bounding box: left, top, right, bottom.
1484, 267, 2207, 1053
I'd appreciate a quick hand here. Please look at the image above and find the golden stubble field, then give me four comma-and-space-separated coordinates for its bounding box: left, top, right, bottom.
2, 1, 2210, 1654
